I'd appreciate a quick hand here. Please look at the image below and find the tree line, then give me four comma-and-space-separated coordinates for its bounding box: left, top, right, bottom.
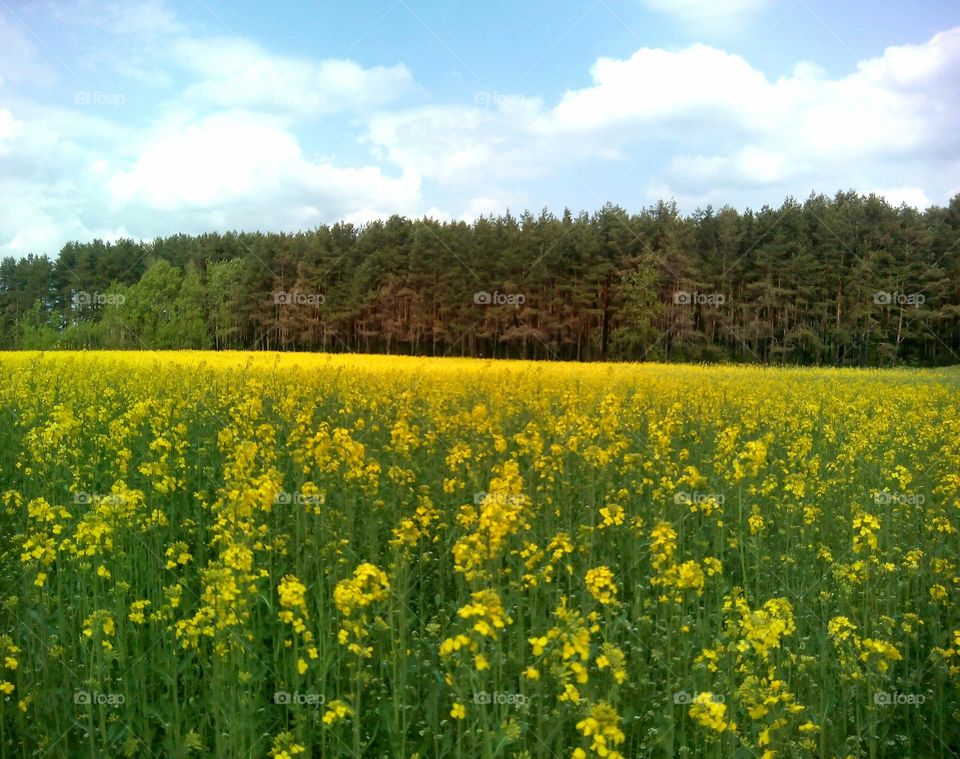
2, 190, 959, 365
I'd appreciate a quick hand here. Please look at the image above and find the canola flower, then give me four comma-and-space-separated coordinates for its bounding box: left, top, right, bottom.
689, 691, 736, 734
334, 562, 390, 660
0, 636, 19, 696
0, 351, 957, 757
575, 701, 626, 758
584, 566, 618, 606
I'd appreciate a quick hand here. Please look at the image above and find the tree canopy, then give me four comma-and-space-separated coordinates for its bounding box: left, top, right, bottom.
2, 190, 958, 366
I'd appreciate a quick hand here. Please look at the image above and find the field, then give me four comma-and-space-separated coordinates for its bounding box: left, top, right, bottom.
0, 351, 958, 758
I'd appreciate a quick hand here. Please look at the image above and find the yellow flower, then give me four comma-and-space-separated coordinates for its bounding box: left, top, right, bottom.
689, 692, 735, 734
859, 638, 902, 671
322, 699, 352, 725
559, 683, 580, 703
576, 701, 625, 757
599, 504, 625, 527
450, 702, 466, 720
457, 589, 510, 634
268, 730, 305, 757
584, 566, 618, 606
333, 563, 390, 616
277, 575, 309, 616
128, 600, 151, 624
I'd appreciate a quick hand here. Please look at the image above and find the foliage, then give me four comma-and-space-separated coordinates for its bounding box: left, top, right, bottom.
1, 191, 959, 365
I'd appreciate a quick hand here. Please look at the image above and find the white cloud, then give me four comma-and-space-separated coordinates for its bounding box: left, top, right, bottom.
650, 28, 960, 200
1, 0, 958, 260
550, 44, 769, 130
369, 27, 960, 208
0, 97, 140, 256
667, 146, 796, 190
0, 109, 21, 146
367, 98, 604, 188
460, 197, 512, 221
547, 38, 943, 158
873, 186, 933, 209
857, 28, 958, 89
173, 37, 415, 117
0, 0, 429, 255
108, 113, 302, 210
0, 99, 424, 257
107, 111, 421, 226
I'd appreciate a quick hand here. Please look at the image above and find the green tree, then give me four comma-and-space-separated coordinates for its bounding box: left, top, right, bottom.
609, 260, 662, 360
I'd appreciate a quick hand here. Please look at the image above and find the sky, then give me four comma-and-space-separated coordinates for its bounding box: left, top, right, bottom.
0, 0, 958, 259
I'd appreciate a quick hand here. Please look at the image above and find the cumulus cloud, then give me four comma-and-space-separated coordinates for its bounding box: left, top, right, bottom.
1, 0, 957, 259
0, 103, 423, 258
369, 27, 960, 209
872, 186, 934, 210
367, 96, 611, 188
648, 29, 960, 202
172, 37, 416, 118
0, 0, 428, 256
109, 113, 302, 210
550, 44, 770, 131
0, 96, 141, 256
0, 109, 21, 147
107, 111, 421, 229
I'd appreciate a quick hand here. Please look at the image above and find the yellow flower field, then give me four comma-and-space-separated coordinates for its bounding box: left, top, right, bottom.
0, 351, 958, 757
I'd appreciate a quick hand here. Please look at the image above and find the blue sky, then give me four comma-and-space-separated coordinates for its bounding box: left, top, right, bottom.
0, 0, 958, 258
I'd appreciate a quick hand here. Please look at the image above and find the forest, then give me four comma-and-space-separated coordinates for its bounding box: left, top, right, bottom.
2, 190, 959, 365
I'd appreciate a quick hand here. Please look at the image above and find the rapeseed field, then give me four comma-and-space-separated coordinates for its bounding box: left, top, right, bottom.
0, 352, 957, 757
